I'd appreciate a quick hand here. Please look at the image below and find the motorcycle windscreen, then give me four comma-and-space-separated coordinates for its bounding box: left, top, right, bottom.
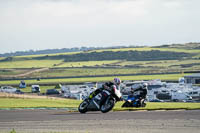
127, 95, 136, 101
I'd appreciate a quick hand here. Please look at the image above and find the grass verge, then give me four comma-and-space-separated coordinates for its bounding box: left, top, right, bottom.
0, 73, 191, 86
0, 95, 200, 111
113, 101, 200, 111
0, 94, 80, 108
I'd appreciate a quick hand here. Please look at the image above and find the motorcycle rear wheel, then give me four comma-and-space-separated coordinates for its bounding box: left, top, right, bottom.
101, 98, 115, 113
78, 100, 89, 113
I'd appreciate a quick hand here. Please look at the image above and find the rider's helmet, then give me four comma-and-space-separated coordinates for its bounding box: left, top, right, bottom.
114, 78, 121, 85
142, 83, 148, 89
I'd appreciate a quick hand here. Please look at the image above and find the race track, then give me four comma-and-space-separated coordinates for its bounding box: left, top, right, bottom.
0, 110, 200, 133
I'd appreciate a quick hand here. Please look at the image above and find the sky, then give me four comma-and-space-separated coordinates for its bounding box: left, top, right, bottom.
0, 0, 200, 54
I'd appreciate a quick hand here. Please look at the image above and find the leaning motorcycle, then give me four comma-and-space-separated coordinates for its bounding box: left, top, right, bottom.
78, 87, 122, 113
121, 95, 146, 108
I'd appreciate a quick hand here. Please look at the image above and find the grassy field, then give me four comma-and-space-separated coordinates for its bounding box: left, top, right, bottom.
1, 47, 200, 68
0, 46, 199, 78
0, 58, 199, 78
0, 98, 80, 108
0, 46, 199, 87
93, 47, 200, 55
119, 60, 200, 67
0, 69, 29, 76
0, 73, 191, 86
10, 51, 81, 59
0, 60, 63, 69
29, 68, 147, 77
55, 60, 120, 68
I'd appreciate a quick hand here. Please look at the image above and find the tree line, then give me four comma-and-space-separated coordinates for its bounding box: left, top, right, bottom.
0, 46, 139, 57
33, 50, 193, 61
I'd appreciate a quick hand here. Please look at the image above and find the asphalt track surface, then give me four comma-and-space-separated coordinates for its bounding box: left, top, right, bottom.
0, 110, 200, 133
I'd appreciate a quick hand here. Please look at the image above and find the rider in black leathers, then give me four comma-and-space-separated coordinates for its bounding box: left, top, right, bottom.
131, 83, 148, 107
88, 78, 121, 100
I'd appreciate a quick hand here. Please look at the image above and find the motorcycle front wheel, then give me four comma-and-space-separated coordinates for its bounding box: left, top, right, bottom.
141, 102, 146, 107
121, 101, 132, 107
100, 98, 115, 113
78, 100, 89, 113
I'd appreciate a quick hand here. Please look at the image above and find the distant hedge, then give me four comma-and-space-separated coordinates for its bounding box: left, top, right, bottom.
33, 50, 193, 62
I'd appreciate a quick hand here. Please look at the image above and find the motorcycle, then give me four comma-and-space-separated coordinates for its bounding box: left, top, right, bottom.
78, 87, 122, 113
121, 94, 146, 108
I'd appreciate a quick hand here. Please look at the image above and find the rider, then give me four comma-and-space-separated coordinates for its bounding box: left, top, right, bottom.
131, 83, 148, 106
88, 78, 121, 100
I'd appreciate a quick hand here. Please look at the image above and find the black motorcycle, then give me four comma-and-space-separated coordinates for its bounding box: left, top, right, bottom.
78, 88, 122, 113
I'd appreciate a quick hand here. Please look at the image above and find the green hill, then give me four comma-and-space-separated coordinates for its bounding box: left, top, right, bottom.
0, 43, 200, 83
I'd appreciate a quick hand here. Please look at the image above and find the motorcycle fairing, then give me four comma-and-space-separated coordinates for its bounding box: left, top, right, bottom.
87, 90, 111, 110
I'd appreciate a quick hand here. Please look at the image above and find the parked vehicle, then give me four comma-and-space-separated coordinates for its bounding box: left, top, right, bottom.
19, 80, 26, 88
0, 86, 17, 93
46, 89, 60, 95
31, 85, 40, 93
171, 91, 192, 102
149, 99, 164, 102
15, 89, 24, 94
78, 87, 122, 113
188, 90, 200, 99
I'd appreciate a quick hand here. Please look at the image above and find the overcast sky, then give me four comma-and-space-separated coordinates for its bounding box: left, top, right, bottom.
0, 0, 200, 53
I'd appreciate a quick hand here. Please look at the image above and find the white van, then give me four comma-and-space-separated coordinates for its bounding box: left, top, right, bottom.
31, 85, 40, 93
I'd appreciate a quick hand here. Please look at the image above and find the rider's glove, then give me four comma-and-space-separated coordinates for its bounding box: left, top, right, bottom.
89, 92, 95, 99
89, 94, 93, 99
